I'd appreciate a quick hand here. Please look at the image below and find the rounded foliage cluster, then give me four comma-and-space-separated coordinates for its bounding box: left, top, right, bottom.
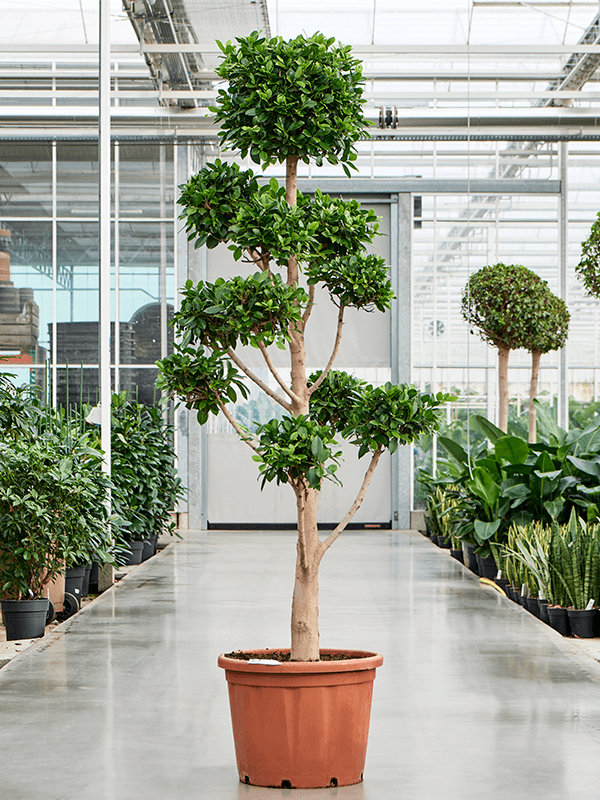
173, 272, 308, 352
462, 263, 569, 353
179, 160, 258, 249
157, 349, 248, 425
577, 211, 600, 298
212, 32, 367, 172
307, 253, 394, 311
253, 415, 342, 490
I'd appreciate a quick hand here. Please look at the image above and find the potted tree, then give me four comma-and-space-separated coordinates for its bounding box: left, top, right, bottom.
0, 434, 114, 639
462, 263, 569, 440
110, 392, 184, 564
158, 31, 451, 789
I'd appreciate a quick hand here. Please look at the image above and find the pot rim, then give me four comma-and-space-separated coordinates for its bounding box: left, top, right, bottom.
218, 648, 383, 674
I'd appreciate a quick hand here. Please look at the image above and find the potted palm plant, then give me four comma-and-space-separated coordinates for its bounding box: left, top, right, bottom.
158, 31, 451, 789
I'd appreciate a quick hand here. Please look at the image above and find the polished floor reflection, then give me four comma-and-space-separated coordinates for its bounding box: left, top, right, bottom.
1, 530, 600, 800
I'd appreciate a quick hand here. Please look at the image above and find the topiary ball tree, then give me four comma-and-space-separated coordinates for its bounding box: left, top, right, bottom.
577, 211, 600, 298
158, 32, 452, 662
462, 263, 569, 440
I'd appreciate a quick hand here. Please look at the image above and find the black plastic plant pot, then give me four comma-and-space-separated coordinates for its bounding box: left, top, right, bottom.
567, 609, 595, 639
462, 543, 479, 574
538, 599, 549, 624
124, 540, 144, 566
547, 606, 569, 636
65, 565, 86, 604
141, 538, 154, 561
1, 598, 49, 641
495, 578, 510, 594
88, 563, 100, 594
81, 564, 92, 598
450, 548, 464, 563
478, 555, 497, 580
525, 597, 541, 619
430, 535, 439, 546
438, 535, 451, 549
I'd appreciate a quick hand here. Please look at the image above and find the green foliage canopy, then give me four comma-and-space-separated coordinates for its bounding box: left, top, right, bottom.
212, 32, 367, 173
462, 263, 569, 353
577, 211, 600, 298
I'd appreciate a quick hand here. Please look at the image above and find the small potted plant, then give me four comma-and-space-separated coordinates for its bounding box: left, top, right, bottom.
158, 31, 451, 789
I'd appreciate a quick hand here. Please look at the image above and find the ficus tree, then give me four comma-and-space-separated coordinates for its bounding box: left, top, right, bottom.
158, 32, 451, 662
462, 263, 569, 441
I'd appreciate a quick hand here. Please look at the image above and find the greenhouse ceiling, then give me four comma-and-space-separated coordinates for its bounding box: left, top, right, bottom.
2, 1, 600, 141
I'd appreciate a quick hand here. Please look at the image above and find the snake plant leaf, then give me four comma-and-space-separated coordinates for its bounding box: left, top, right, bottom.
495, 435, 529, 465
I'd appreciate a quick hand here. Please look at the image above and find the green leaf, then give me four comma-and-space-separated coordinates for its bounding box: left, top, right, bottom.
474, 518, 501, 541
495, 435, 529, 465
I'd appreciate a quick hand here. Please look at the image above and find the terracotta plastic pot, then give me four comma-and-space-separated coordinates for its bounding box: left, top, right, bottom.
218, 648, 383, 789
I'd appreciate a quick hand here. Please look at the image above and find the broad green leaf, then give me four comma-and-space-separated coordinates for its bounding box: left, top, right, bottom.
495, 435, 529, 465
474, 415, 504, 444
474, 518, 501, 541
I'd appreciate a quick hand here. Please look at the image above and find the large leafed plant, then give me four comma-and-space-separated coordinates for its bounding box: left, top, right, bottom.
158, 32, 451, 661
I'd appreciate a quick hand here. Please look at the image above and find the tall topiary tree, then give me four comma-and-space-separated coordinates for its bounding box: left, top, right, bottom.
158, 32, 451, 662
577, 212, 600, 299
462, 263, 569, 440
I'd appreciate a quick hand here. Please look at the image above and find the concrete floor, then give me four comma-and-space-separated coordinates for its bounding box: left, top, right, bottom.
2, 530, 600, 800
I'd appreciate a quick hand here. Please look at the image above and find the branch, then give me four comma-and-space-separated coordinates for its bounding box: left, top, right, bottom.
319, 446, 383, 556
308, 304, 345, 396
227, 348, 292, 412
248, 247, 271, 273
257, 341, 301, 404
217, 397, 259, 453
301, 284, 315, 327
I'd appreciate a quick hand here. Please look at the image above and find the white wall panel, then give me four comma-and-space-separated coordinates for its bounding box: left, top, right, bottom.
207, 435, 391, 524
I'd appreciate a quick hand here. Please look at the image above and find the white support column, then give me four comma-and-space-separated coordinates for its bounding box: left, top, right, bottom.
391, 193, 412, 530
114, 141, 120, 394
51, 141, 57, 408
99, 0, 111, 479
559, 141, 569, 431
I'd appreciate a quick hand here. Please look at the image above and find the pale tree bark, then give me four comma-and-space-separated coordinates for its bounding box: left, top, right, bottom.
529, 348, 541, 444
291, 484, 322, 661
498, 344, 511, 433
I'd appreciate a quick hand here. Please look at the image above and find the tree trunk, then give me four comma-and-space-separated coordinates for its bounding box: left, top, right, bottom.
291, 486, 322, 661
498, 345, 510, 433
529, 348, 541, 444
285, 152, 320, 660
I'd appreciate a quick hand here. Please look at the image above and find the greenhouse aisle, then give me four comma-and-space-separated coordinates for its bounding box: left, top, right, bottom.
1, 530, 600, 800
